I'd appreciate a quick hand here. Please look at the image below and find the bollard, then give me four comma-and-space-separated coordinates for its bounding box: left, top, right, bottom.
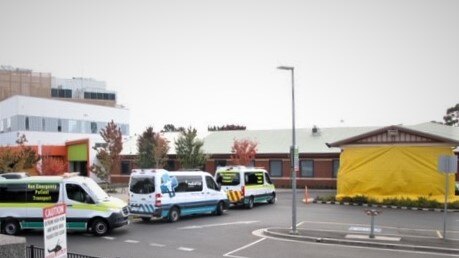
364, 209, 381, 238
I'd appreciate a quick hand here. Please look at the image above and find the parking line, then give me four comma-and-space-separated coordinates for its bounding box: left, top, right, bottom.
437, 230, 443, 239
103, 236, 115, 240
124, 240, 139, 244
223, 238, 266, 258
149, 243, 165, 247
178, 247, 194, 252
179, 221, 259, 230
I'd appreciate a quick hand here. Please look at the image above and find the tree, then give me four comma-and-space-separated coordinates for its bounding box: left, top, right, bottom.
175, 127, 207, 169
444, 103, 459, 126
231, 139, 258, 166
153, 133, 170, 168
0, 134, 40, 173
161, 124, 185, 133
137, 127, 155, 168
41, 157, 67, 175
90, 120, 123, 183
208, 124, 246, 131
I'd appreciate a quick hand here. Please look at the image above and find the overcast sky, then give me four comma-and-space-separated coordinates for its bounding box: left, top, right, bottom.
0, 0, 458, 135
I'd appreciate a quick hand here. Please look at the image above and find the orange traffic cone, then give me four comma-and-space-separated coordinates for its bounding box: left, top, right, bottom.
302, 186, 314, 204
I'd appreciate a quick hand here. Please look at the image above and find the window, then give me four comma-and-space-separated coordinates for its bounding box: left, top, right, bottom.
216, 172, 240, 186
1, 120, 4, 133
68, 120, 78, 133
333, 159, 340, 178
269, 160, 283, 177
265, 173, 273, 184
300, 160, 314, 177
57, 119, 62, 132
26, 183, 60, 203
6, 118, 11, 131
215, 160, 227, 168
25, 117, 29, 130
129, 177, 155, 194
206, 176, 219, 191
165, 160, 175, 171
175, 176, 203, 192
0, 184, 27, 202
90, 122, 97, 133
244, 172, 264, 185
66, 184, 94, 204
42, 118, 46, 131
121, 161, 131, 175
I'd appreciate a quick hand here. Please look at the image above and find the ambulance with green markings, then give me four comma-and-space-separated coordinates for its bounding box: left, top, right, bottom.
0, 173, 129, 236
215, 166, 276, 209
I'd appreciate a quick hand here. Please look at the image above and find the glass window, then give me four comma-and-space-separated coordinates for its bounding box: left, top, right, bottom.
42, 118, 46, 131
0, 120, 3, 132
129, 177, 155, 194
68, 120, 78, 133
66, 184, 94, 204
206, 176, 218, 191
121, 161, 131, 175
300, 160, 314, 177
0, 184, 27, 202
216, 172, 240, 186
244, 172, 264, 185
57, 119, 62, 132
269, 160, 283, 177
265, 173, 273, 185
26, 183, 60, 203
215, 160, 227, 168
7, 118, 11, 131
175, 176, 203, 192
90, 122, 97, 133
25, 117, 29, 130
333, 159, 340, 178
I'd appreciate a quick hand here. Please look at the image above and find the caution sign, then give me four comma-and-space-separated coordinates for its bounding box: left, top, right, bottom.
43, 203, 67, 258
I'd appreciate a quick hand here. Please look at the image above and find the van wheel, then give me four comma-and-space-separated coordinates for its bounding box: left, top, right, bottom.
2, 219, 20, 235
245, 196, 254, 209
268, 193, 276, 204
168, 207, 180, 223
92, 219, 109, 236
215, 201, 224, 216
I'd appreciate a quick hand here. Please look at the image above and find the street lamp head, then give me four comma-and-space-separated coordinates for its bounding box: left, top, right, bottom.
277, 66, 294, 71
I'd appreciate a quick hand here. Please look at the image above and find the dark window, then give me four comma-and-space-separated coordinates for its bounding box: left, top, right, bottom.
215, 160, 227, 168
216, 172, 240, 186
57, 119, 62, 132
244, 172, 264, 185
269, 160, 283, 177
265, 173, 273, 185
205, 176, 218, 191
42, 118, 46, 131
66, 184, 94, 204
84, 92, 90, 99
90, 122, 97, 133
0, 184, 27, 202
25, 117, 29, 130
91, 92, 97, 99
300, 160, 314, 177
164, 160, 175, 170
26, 183, 60, 203
129, 177, 155, 194
333, 159, 340, 178
175, 176, 203, 192
51, 88, 58, 97
121, 161, 131, 175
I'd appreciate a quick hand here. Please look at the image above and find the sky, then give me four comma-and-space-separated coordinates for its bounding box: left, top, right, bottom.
0, 0, 458, 135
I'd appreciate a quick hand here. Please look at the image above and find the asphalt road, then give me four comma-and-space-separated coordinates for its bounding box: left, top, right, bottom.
24, 190, 459, 258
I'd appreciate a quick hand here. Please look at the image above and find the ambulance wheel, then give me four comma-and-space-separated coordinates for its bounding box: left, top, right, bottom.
268, 193, 276, 204
91, 218, 109, 236
215, 201, 224, 216
168, 207, 180, 223
2, 219, 20, 235
245, 196, 254, 209
141, 217, 151, 222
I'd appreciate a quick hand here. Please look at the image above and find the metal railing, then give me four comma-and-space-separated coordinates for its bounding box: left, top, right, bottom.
27, 245, 102, 258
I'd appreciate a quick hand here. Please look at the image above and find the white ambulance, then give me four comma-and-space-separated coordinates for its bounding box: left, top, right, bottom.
215, 166, 276, 209
128, 169, 229, 222
0, 174, 129, 236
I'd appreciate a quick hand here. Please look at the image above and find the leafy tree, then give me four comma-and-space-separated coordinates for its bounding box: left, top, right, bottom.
41, 156, 67, 175
161, 124, 185, 133
175, 127, 207, 169
0, 134, 40, 173
231, 139, 258, 166
137, 127, 156, 168
208, 124, 246, 131
153, 133, 170, 168
90, 120, 123, 183
444, 103, 459, 126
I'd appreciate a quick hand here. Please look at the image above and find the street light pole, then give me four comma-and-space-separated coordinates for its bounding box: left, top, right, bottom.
277, 66, 298, 235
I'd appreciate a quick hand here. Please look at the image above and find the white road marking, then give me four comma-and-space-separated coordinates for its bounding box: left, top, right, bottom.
345, 234, 401, 241
437, 230, 443, 239
149, 243, 165, 247
179, 221, 259, 230
103, 236, 115, 240
223, 238, 266, 258
124, 240, 139, 244
178, 247, 194, 252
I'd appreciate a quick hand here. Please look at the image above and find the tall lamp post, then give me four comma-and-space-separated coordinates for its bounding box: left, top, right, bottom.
277, 65, 298, 234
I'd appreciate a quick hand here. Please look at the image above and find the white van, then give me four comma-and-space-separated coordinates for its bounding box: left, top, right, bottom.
128, 169, 229, 222
215, 166, 276, 209
0, 174, 129, 236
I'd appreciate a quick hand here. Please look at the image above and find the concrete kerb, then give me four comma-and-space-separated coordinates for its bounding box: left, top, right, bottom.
263, 228, 459, 255
312, 200, 459, 212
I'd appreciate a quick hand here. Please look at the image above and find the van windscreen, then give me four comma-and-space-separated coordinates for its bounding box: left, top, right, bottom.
217, 172, 240, 186
130, 177, 155, 194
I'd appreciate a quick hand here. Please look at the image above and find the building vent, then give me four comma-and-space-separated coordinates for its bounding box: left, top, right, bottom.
387, 129, 399, 137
